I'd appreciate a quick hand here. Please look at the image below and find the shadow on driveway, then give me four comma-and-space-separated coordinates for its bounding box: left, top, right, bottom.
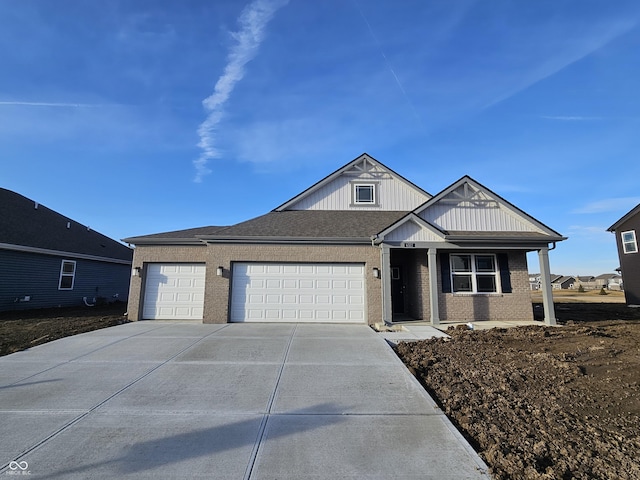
41, 404, 346, 478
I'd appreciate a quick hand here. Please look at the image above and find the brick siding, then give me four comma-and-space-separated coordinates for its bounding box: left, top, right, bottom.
436, 250, 533, 322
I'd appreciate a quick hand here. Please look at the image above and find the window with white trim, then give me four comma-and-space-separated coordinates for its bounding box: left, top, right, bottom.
450, 254, 499, 293
58, 260, 76, 290
353, 183, 375, 204
622, 230, 638, 254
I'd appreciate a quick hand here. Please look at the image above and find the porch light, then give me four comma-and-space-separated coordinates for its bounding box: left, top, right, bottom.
133, 267, 141, 277
372, 267, 380, 278
216, 266, 224, 276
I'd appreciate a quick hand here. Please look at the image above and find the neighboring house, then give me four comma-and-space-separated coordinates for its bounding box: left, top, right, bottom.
608, 274, 623, 291
530, 273, 561, 290
529, 274, 541, 290
0, 188, 133, 312
608, 204, 640, 305
595, 273, 623, 290
552, 276, 576, 290
575, 276, 597, 290
124, 154, 566, 326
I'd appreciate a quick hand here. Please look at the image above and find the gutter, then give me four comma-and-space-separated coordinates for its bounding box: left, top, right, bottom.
0, 242, 132, 265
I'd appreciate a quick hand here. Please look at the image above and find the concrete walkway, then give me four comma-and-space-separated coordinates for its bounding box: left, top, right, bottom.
0, 322, 490, 479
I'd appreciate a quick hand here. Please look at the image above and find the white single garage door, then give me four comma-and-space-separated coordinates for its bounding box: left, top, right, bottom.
143, 264, 206, 320
230, 263, 366, 323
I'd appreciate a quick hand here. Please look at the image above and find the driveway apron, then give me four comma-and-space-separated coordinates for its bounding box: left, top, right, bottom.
0, 322, 489, 479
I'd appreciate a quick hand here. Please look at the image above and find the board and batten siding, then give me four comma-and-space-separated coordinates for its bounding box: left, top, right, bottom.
289, 175, 430, 211
384, 220, 444, 243
0, 249, 131, 311
420, 203, 546, 233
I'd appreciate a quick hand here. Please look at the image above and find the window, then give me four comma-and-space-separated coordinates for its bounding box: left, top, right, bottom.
622, 230, 638, 254
354, 184, 375, 204
450, 254, 498, 293
58, 260, 76, 290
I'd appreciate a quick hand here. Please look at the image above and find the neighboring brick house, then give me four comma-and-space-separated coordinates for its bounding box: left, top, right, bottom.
124, 154, 566, 325
608, 204, 640, 305
0, 188, 133, 311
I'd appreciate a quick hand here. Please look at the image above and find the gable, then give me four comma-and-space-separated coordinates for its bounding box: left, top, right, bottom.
416, 177, 561, 236
377, 214, 446, 244
608, 203, 640, 232
275, 153, 431, 212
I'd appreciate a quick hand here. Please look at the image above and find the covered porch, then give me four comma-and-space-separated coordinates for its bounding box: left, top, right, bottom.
378, 244, 558, 327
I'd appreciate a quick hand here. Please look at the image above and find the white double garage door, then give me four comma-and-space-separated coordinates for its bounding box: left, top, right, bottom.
143, 262, 366, 323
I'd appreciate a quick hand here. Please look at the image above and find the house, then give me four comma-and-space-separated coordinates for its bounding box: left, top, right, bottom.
529, 274, 541, 290
594, 273, 622, 291
552, 276, 576, 290
608, 274, 623, 291
574, 275, 597, 290
0, 188, 133, 311
124, 154, 566, 326
608, 204, 640, 305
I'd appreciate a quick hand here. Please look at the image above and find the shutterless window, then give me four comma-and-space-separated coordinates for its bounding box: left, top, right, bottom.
450, 254, 498, 293
622, 230, 638, 254
354, 184, 375, 204
59, 260, 76, 290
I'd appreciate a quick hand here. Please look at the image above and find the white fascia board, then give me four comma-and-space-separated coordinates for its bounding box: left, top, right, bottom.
274, 153, 431, 211
0, 242, 132, 265
376, 213, 446, 240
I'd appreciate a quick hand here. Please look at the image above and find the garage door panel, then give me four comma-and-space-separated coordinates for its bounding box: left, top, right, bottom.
143, 263, 206, 320
231, 263, 366, 323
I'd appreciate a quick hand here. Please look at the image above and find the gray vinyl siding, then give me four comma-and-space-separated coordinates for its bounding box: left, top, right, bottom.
0, 249, 131, 312
615, 214, 640, 305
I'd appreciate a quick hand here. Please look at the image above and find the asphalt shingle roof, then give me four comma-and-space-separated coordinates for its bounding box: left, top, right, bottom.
125, 211, 409, 244
1, 188, 133, 261
206, 210, 409, 239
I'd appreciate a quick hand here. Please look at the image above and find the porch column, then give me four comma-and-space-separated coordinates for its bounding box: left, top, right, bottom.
538, 247, 557, 326
381, 244, 393, 324
428, 248, 440, 325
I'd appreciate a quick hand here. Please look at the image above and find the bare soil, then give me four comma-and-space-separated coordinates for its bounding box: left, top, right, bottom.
0, 303, 129, 357
396, 303, 640, 479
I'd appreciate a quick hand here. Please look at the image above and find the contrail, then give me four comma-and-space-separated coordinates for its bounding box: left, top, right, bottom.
352, 0, 423, 127
194, 0, 289, 183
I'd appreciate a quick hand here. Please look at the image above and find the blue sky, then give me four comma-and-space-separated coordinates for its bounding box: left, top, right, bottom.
2, 0, 639, 276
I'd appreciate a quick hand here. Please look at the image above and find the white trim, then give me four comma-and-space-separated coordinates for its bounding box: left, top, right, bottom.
274, 154, 431, 211
622, 230, 638, 254
450, 253, 501, 294
414, 176, 565, 238
376, 213, 446, 242
0, 242, 132, 265
352, 182, 376, 205
58, 260, 76, 290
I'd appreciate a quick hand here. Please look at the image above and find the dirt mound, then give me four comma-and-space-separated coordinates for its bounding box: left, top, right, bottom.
395, 321, 640, 479
0, 303, 129, 356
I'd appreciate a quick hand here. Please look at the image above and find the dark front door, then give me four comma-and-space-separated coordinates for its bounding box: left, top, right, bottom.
391, 266, 405, 314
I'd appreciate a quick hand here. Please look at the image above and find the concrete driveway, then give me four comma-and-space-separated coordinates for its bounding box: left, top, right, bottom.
0, 322, 489, 479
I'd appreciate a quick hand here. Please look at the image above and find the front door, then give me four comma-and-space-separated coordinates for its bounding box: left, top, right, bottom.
391, 266, 405, 314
